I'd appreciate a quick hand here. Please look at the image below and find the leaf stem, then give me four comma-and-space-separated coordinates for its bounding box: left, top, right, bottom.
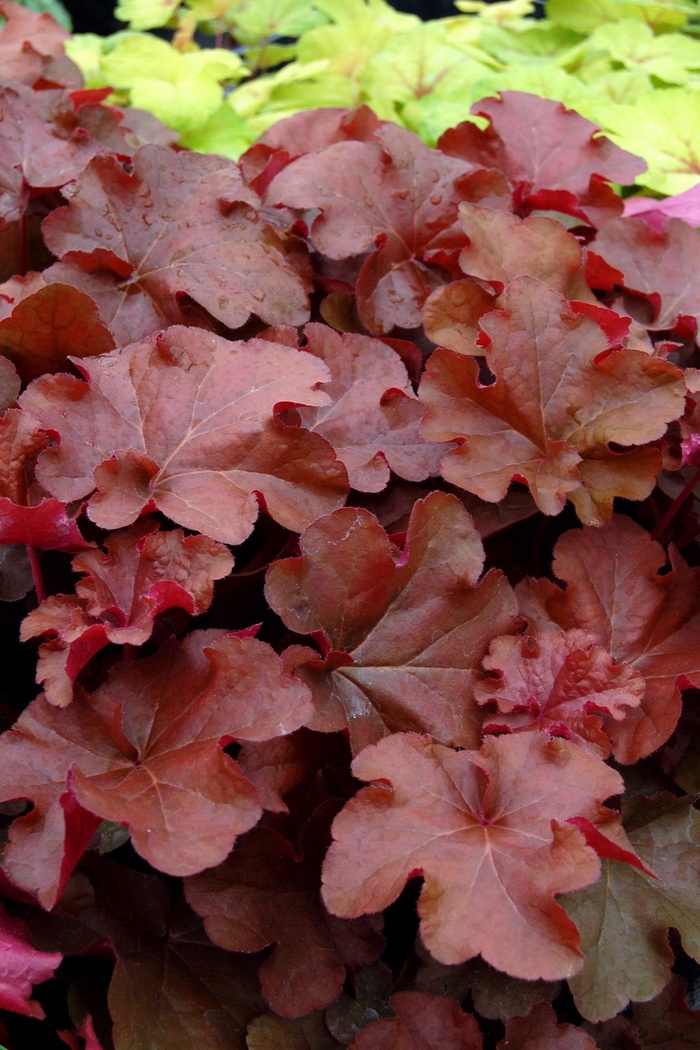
26, 545, 45, 605
651, 466, 700, 542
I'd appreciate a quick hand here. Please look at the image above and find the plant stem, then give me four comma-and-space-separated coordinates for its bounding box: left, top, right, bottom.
26, 544, 45, 604
651, 466, 700, 542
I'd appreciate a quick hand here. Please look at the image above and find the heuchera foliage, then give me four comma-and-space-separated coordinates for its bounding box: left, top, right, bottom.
0, 3, 699, 1047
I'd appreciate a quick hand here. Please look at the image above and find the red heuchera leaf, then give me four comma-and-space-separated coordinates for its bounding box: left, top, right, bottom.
81, 860, 265, 1050
0, 283, 115, 382
0, 900, 62, 1018
350, 991, 482, 1050
439, 92, 644, 222
423, 205, 593, 353
58, 1015, 104, 1050
42, 145, 311, 343
0, 355, 20, 410
0, 0, 71, 86
0, 630, 313, 904
265, 491, 518, 755
563, 794, 700, 1022
185, 804, 384, 1019
19, 325, 349, 545
20, 518, 234, 706
266, 124, 474, 334
419, 277, 685, 525
264, 322, 449, 492
321, 731, 621, 978
476, 628, 645, 757
0, 407, 90, 551
591, 217, 700, 337
624, 184, 700, 232
496, 1002, 599, 1049
517, 515, 700, 762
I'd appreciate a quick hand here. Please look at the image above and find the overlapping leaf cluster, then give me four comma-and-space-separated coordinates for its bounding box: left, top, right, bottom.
0, 3, 699, 1047
68, 0, 700, 198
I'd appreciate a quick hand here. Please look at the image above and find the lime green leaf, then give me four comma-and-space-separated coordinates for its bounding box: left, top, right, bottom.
401, 96, 483, 147
65, 33, 112, 87
114, 0, 180, 31
586, 20, 700, 85
546, 0, 692, 34
455, 0, 535, 19
242, 42, 297, 70
595, 88, 700, 194
226, 0, 329, 46
314, 0, 419, 29
361, 24, 495, 121
297, 19, 396, 74
229, 59, 333, 118
130, 76, 223, 135
181, 47, 247, 82
178, 102, 255, 158
478, 23, 585, 66
100, 34, 187, 86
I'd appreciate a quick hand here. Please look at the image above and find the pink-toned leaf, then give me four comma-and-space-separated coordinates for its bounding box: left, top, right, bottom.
0, 900, 62, 1018
21, 519, 234, 706
439, 93, 645, 220
496, 1001, 599, 1049
350, 991, 482, 1050
476, 628, 644, 756
266, 322, 449, 492
624, 184, 700, 232
42, 145, 311, 343
591, 217, 700, 336
0, 0, 71, 86
322, 731, 623, 979
0, 283, 115, 383
517, 515, 700, 762
0, 354, 20, 410
266, 124, 474, 334
58, 1015, 104, 1050
265, 491, 518, 755
419, 277, 685, 525
19, 325, 348, 545
185, 805, 384, 1018
0, 630, 313, 904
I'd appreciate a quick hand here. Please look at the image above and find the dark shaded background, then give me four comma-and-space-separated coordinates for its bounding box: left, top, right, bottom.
61, 0, 543, 36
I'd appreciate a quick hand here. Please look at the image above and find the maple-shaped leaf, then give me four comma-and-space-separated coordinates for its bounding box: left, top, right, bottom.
476, 628, 645, 757
81, 858, 266, 1050
517, 515, 700, 762
0, 408, 90, 552
265, 491, 518, 755
0, 0, 71, 86
563, 794, 700, 1022
265, 322, 449, 492
21, 519, 234, 707
424, 204, 593, 353
439, 92, 645, 221
237, 728, 352, 814
419, 277, 685, 525
496, 1001, 598, 1050
591, 216, 700, 337
266, 123, 474, 334
322, 731, 622, 979
19, 325, 348, 545
0, 900, 62, 1019
349, 991, 482, 1050
41, 145, 311, 344
0, 630, 312, 905
185, 804, 384, 1018
0, 283, 115, 383
585, 974, 700, 1049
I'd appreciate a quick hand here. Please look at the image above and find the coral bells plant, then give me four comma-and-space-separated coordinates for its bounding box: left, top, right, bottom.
0, 2, 699, 1047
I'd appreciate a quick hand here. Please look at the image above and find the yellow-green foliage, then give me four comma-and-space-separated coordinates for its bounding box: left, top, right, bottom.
67, 0, 700, 193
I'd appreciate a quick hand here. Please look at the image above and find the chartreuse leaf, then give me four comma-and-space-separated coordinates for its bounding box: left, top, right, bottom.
546, 0, 692, 34
595, 88, 700, 194
454, 0, 535, 19
225, 0, 329, 46
315, 0, 418, 29
477, 23, 585, 66
297, 19, 397, 75
586, 19, 700, 84
178, 101, 255, 157
114, 0, 181, 30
